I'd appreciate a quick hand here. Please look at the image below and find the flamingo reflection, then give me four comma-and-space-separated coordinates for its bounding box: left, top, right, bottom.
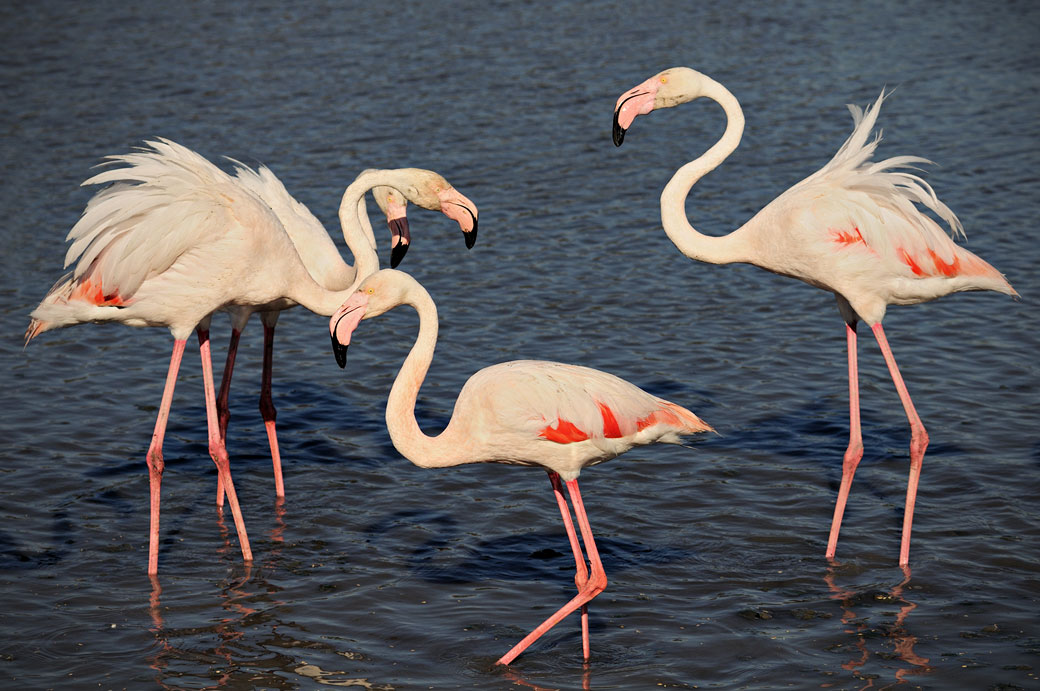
825, 564, 931, 687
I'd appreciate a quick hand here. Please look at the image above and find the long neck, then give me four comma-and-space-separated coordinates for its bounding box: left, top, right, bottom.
660, 78, 750, 265
384, 289, 465, 469
338, 174, 382, 283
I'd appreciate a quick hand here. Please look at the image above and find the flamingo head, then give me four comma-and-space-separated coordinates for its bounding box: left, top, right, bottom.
383, 169, 479, 251
371, 185, 411, 268
613, 66, 709, 146
329, 269, 422, 368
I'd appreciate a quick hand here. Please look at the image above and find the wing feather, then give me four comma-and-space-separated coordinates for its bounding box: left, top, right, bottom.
61, 138, 268, 300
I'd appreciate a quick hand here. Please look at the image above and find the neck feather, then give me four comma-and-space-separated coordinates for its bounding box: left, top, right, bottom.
338, 173, 383, 282
660, 78, 749, 265
384, 287, 462, 468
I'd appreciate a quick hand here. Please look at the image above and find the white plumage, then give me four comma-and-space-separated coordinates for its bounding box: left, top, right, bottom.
613, 66, 1017, 566
328, 268, 711, 664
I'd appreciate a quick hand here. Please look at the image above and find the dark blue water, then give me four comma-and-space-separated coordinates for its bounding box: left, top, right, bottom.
2, 1, 1038, 688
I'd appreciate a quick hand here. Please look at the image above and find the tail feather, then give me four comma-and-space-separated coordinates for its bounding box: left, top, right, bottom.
660, 400, 715, 435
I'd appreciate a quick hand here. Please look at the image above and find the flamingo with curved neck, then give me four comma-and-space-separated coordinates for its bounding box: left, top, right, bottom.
215, 160, 478, 502
329, 268, 713, 665
613, 67, 1016, 565
25, 138, 479, 575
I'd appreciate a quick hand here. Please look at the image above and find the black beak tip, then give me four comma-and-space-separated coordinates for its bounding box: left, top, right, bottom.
464, 224, 477, 249
331, 336, 348, 369
612, 116, 626, 147
390, 243, 408, 269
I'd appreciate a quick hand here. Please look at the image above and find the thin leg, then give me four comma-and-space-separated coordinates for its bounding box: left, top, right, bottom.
547, 471, 590, 657
259, 321, 284, 498
871, 323, 927, 566
827, 322, 864, 559
146, 339, 187, 575
496, 478, 607, 666
197, 328, 253, 565
214, 328, 242, 508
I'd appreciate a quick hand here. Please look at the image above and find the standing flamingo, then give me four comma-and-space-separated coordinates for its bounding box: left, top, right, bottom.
328, 269, 713, 664
612, 67, 1017, 565
215, 160, 477, 502
26, 138, 479, 574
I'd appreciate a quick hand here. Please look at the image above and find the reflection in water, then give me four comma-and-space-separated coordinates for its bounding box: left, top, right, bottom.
502, 661, 592, 690
147, 564, 256, 689
145, 501, 289, 689
825, 564, 931, 688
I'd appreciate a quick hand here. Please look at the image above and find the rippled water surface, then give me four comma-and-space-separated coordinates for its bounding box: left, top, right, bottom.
2, 1, 1038, 688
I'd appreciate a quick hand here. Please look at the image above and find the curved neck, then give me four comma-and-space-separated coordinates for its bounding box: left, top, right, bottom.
660, 78, 749, 265
338, 173, 383, 283
383, 288, 462, 468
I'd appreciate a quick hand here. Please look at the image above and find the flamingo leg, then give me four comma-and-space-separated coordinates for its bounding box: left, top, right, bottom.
827, 322, 864, 559
547, 471, 590, 657
146, 339, 187, 575
871, 323, 928, 566
496, 478, 607, 666
214, 327, 242, 508
259, 320, 284, 498
197, 328, 253, 565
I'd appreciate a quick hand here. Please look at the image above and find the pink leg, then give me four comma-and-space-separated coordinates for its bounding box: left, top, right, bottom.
259, 322, 284, 498
827, 323, 864, 559
214, 328, 242, 508
547, 471, 590, 657
146, 339, 187, 575
496, 478, 607, 666
197, 328, 253, 565
871, 323, 928, 566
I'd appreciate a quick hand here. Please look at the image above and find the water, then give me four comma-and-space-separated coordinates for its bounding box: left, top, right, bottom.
2, 0, 1038, 688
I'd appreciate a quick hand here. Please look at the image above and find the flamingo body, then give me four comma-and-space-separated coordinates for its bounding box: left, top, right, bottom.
329, 268, 712, 663
613, 67, 1017, 565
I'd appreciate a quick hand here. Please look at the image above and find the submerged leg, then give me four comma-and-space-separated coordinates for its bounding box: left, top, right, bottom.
496, 478, 607, 666
827, 322, 864, 559
146, 339, 187, 575
259, 316, 284, 498
197, 328, 253, 565
871, 323, 927, 566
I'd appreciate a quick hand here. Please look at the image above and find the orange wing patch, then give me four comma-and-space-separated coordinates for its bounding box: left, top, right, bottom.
70, 278, 130, 306
597, 402, 623, 438
899, 246, 968, 278
540, 402, 685, 444
830, 226, 866, 246
539, 419, 590, 444
898, 248, 926, 276
927, 249, 961, 277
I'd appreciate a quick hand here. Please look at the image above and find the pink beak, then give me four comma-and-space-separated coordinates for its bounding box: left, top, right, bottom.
330, 292, 369, 368
612, 78, 659, 146
437, 187, 479, 248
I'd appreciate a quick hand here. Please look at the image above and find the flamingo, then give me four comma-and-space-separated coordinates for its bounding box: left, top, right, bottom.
612, 67, 1018, 565
328, 269, 713, 664
25, 138, 480, 574
214, 160, 477, 502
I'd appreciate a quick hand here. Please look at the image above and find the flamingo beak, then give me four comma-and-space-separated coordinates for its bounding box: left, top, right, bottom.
329, 294, 369, 369
388, 216, 411, 269
612, 81, 658, 147
437, 188, 479, 249
331, 335, 348, 368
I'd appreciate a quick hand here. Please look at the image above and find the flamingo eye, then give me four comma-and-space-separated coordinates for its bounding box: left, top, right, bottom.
660, 76, 668, 84
366, 287, 375, 295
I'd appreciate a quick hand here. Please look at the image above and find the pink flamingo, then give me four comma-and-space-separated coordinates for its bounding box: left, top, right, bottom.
26, 139, 479, 574
215, 161, 476, 503
613, 67, 1017, 565
329, 269, 713, 664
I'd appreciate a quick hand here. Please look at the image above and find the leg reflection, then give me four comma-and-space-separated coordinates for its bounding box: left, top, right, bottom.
825, 563, 932, 686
